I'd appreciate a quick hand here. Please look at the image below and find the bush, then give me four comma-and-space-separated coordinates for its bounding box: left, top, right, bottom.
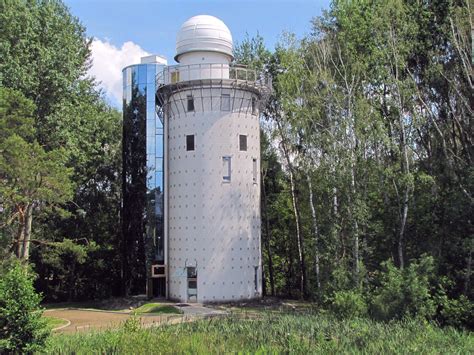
370, 255, 436, 321
330, 290, 368, 318
437, 294, 473, 329
0, 260, 50, 352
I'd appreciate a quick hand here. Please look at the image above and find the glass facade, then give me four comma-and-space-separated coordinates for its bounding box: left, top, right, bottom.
122, 62, 165, 297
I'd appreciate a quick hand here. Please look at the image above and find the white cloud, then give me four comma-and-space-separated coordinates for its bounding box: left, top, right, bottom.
88, 38, 150, 108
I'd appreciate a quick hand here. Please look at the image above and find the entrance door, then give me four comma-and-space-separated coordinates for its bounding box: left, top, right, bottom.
187, 267, 197, 302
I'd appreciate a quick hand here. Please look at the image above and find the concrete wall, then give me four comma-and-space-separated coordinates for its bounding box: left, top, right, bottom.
166, 85, 262, 302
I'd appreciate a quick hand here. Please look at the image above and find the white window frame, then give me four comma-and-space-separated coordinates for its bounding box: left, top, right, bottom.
223, 156, 231, 182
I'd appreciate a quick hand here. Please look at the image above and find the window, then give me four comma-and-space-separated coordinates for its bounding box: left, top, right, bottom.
186, 134, 195, 151
221, 93, 230, 111
187, 267, 197, 298
251, 97, 258, 115
223, 156, 231, 182
239, 135, 247, 151
187, 95, 194, 112
254, 266, 258, 291
252, 158, 257, 184
171, 71, 180, 83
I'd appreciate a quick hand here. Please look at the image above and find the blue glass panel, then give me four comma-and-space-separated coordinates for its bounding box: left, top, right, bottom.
138, 65, 147, 84
156, 127, 163, 135
147, 81, 155, 102
125, 86, 132, 104
155, 158, 163, 172
126, 67, 132, 86
138, 83, 146, 95
146, 100, 155, 118
131, 67, 138, 87
155, 136, 163, 157
155, 172, 163, 191
146, 135, 155, 153
146, 122, 155, 137
146, 65, 156, 83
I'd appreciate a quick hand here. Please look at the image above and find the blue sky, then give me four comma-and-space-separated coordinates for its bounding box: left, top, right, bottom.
64, 0, 331, 107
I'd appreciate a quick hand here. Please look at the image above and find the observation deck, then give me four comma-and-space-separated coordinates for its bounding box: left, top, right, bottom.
155, 63, 272, 107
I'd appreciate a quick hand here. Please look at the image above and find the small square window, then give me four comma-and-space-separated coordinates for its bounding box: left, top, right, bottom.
223, 156, 231, 182
186, 134, 195, 151
239, 135, 247, 151
251, 97, 258, 115
187, 95, 194, 112
221, 93, 230, 111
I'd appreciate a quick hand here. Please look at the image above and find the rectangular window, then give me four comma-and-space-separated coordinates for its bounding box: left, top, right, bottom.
171, 71, 180, 83
254, 266, 258, 291
223, 156, 231, 182
251, 97, 258, 115
186, 134, 195, 151
221, 93, 231, 111
252, 158, 257, 184
239, 135, 247, 151
187, 266, 197, 298
187, 95, 194, 112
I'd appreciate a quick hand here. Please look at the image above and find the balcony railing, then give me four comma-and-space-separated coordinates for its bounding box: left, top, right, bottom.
155, 63, 271, 90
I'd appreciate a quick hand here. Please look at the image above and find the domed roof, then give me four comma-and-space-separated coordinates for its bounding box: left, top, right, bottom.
175, 15, 233, 62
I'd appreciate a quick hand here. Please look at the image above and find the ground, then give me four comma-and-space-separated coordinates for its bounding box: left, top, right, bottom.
43, 299, 227, 333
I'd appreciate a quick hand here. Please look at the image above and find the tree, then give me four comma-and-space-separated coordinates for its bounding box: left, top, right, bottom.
0, 0, 90, 147
0, 88, 74, 260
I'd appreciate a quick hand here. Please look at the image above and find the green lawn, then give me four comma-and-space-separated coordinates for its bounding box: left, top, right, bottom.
46, 312, 473, 354
44, 316, 69, 330
133, 303, 182, 315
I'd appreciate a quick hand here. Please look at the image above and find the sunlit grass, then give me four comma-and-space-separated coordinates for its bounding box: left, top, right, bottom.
43, 316, 68, 330
134, 303, 183, 315
47, 311, 474, 354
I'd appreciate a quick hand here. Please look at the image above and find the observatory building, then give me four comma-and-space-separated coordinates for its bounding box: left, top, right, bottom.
122, 15, 270, 302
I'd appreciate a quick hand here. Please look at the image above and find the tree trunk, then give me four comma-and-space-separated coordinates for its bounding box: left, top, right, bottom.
275, 116, 307, 298
288, 168, 307, 298
262, 179, 275, 296
16, 212, 24, 259
350, 160, 360, 282
307, 174, 320, 291
21, 203, 34, 260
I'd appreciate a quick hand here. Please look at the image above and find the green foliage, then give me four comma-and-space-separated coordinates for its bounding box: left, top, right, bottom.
370, 256, 436, 321
0, 260, 49, 352
35, 239, 98, 301
134, 303, 182, 315
0, 87, 74, 259
47, 312, 474, 354
330, 290, 367, 319
122, 313, 142, 333
0, 0, 90, 144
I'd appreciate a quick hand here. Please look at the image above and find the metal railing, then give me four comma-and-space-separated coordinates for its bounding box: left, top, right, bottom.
156, 63, 271, 89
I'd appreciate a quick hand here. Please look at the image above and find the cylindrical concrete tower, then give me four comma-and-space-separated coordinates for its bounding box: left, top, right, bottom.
157, 15, 270, 303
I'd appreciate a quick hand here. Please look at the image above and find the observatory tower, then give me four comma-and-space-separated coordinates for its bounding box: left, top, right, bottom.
156, 15, 269, 302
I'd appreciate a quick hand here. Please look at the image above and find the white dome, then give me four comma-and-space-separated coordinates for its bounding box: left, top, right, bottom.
175, 15, 233, 62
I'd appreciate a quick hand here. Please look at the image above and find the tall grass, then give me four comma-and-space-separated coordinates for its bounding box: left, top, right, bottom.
46, 312, 473, 354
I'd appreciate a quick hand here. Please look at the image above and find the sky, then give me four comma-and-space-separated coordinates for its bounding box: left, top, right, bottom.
64, 0, 331, 108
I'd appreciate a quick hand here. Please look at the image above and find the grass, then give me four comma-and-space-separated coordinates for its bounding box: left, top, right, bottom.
133, 303, 182, 315
43, 316, 69, 330
46, 311, 473, 354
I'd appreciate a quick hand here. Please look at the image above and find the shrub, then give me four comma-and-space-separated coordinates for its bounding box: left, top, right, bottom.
0, 260, 50, 352
370, 255, 436, 321
437, 294, 473, 329
330, 290, 368, 318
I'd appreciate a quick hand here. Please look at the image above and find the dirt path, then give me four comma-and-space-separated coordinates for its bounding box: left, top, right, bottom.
44, 309, 184, 333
